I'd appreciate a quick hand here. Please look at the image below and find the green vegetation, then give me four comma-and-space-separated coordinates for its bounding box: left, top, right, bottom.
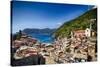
12, 30, 22, 40
54, 8, 97, 38
16, 30, 22, 40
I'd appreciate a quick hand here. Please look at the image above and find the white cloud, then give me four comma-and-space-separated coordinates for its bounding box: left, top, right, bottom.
57, 22, 62, 25
92, 6, 97, 9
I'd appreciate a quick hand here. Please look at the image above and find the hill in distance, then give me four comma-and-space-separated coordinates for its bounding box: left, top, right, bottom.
22, 28, 56, 35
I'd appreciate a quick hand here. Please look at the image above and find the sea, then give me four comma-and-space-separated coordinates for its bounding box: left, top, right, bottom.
28, 33, 54, 43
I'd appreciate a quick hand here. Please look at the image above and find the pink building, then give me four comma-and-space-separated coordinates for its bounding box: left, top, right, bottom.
73, 30, 86, 38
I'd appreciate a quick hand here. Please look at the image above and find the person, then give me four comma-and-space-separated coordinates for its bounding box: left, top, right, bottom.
87, 55, 92, 62
38, 54, 45, 64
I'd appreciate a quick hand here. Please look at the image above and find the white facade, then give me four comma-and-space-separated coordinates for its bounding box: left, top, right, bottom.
85, 28, 91, 37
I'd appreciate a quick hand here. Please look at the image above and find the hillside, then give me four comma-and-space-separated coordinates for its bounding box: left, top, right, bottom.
23, 28, 56, 35
54, 8, 97, 38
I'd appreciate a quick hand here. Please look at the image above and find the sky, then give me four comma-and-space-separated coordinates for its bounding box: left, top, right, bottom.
11, 1, 94, 33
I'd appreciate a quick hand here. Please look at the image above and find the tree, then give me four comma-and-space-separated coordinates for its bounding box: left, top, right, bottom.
16, 30, 22, 40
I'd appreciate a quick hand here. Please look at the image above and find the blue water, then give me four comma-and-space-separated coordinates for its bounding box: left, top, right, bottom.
28, 33, 54, 43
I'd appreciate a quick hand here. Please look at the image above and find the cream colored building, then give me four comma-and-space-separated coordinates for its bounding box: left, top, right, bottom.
85, 28, 91, 37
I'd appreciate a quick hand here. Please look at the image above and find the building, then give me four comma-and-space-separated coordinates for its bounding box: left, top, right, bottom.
85, 28, 91, 37
72, 30, 85, 38
71, 28, 91, 38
